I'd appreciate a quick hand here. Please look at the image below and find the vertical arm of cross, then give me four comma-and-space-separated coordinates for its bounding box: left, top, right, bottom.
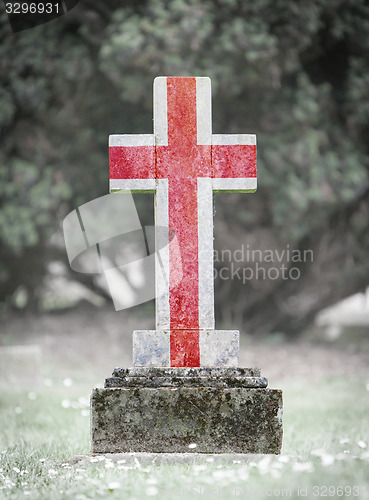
154, 77, 214, 336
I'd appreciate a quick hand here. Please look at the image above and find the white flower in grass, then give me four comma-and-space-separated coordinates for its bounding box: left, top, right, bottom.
336, 453, 349, 460
146, 486, 159, 496
61, 400, 70, 409
321, 454, 335, 467
339, 438, 349, 445
90, 458, 99, 463
78, 396, 89, 407
15, 407, 22, 414
193, 464, 207, 472
39, 459, 46, 463
188, 443, 197, 449
24, 491, 31, 496
358, 440, 367, 449
104, 462, 114, 469
4, 477, 14, 487
63, 378, 73, 387
271, 468, 281, 479
238, 468, 249, 481
206, 457, 214, 463
272, 461, 283, 470
292, 462, 314, 472
48, 469, 58, 477
81, 410, 89, 417
311, 449, 325, 457
256, 455, 272, 474
146, 477, 158, 485
116, 459, 126, 464
212, 469, 228, 479
27, 392, 37, 400
108, 482, 121, 491
13, 467, 20, 474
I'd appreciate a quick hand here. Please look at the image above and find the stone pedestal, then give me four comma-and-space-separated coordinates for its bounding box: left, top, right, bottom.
91, 368, 283, 454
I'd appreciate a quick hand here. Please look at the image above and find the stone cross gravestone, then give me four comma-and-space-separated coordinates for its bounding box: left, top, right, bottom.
91, 77, 283, 454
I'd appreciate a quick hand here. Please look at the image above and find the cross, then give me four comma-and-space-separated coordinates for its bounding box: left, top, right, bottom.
109, 77, 257, 368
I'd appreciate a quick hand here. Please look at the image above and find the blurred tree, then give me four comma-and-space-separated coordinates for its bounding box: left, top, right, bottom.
0, 0, 368, 333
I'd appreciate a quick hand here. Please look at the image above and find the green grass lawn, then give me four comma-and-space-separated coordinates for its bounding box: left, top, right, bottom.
1, 377, 369, 499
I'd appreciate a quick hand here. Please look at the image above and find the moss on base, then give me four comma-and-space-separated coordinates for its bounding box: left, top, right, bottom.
91, 386, 283, 454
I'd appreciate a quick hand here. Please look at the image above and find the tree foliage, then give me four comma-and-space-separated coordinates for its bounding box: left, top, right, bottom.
0, 0, 369, 333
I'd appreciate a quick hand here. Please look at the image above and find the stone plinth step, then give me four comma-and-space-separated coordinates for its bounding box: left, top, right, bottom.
113, 367, 261, 377
105, 375, 268, 388
106, 367, 266, 388
91, 380, 283, 454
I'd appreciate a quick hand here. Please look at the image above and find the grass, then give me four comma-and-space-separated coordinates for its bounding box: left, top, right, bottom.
1, 377, 369, 499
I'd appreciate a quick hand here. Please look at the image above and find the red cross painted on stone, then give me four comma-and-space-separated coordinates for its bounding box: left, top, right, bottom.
109, 77, 257, 368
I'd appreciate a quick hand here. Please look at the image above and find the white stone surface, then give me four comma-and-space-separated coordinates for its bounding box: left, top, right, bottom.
198, 178, 214, 329
199, 330, 239, 367
154, 77, 168, 146
133, 330, 239, 367
212, 178, 257, 192
155, 179, 170, 330
109, 134, 154, 147
109, 179, 156, 192
196, 77, 212, 145
212, 134, 256, 145
133, 330, 170, 366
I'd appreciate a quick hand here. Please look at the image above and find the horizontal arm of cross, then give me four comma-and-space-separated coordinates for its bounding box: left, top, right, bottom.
109, 134, 156, 192
212, 134, 257, 192
109, 134, 257, 193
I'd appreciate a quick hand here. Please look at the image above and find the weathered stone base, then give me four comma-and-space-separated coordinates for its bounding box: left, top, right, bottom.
91, 368, 283, 454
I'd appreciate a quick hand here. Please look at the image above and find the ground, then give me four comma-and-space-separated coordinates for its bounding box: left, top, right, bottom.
1, 304, 369, 499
